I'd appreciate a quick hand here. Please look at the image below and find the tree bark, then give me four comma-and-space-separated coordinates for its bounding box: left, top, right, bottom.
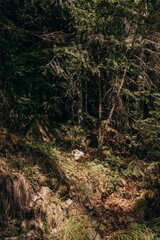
77, 79, 83, 127
98, 77, 102, 147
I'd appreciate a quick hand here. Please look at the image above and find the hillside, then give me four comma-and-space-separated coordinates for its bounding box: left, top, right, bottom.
1, 127, 160, 239
0, 0, 160, 239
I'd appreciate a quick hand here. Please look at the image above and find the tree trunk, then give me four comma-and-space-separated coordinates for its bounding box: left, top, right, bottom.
77, 79, 83, 127
98, 77, 102, 148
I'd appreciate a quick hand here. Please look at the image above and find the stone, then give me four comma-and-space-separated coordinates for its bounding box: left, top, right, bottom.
65, 198, 73, 206
71, 149, 85, 160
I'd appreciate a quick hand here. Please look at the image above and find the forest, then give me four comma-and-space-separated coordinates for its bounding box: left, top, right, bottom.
0, 0, 160, 239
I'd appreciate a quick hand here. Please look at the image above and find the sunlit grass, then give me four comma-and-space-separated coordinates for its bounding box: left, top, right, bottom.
117, 223, 154, 240
117, 217, 160, 240
57, 216, 91, 240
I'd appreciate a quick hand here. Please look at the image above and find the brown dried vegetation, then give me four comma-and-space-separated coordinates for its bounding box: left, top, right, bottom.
0, 158, 34, 220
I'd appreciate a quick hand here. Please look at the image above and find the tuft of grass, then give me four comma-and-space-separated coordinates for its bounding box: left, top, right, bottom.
57, 216, 91, 240
146, 217, 160, 238
117, 223, 154, 240
147, 217, 160, 228
117, 217, 160, 240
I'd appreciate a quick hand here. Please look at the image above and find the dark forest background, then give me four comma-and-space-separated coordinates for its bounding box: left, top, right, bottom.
0, 0, 160, 158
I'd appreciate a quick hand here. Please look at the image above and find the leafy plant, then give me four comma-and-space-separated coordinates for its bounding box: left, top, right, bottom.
124, 160, 145, 178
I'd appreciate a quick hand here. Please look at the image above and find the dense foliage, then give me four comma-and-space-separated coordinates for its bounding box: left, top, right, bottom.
0, 0, 160, 158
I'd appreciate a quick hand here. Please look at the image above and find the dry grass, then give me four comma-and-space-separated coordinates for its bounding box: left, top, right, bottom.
57, 216, 91, 240
0, 158, 34, 220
